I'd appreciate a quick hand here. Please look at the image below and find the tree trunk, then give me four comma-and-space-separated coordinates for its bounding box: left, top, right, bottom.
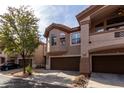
22, 54, 26, 74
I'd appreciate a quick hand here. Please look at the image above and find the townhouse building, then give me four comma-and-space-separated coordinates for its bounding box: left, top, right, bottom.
44, 5, 124, 75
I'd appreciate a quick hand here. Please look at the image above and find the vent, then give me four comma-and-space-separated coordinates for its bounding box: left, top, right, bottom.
115, 31, 124, 37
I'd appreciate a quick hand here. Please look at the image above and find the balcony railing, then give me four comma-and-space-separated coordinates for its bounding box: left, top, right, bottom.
90, 22, 124, 35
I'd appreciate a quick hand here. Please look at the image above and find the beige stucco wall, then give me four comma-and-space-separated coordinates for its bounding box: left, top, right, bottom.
46, 28, 81, 70
33, 44, 45, 66
15, 44, 45, 67
89, 29, 124, 52
48, 29, 68, 53
66, 45, 81, 55
47, 28, 81, 56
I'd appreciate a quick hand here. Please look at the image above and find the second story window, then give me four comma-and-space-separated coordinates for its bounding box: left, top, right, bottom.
51, 34, 57, 46
95, 22, 104, 32
60, 33, 66, 46
70, 32, 80, 45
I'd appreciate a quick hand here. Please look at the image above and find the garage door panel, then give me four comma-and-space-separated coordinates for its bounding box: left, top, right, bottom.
51, 57, 80, 71
92, 55, 124, 74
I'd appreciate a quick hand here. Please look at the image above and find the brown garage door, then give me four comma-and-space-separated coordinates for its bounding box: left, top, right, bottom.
51, 57, 80, 71
92, 55, 124, 74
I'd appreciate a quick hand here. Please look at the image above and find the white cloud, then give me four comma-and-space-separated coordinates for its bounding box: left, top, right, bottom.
0, 1, 88, 42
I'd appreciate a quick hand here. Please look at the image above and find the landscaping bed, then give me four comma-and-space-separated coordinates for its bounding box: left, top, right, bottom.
9, 69, 41, 78
73, 75, 89, 88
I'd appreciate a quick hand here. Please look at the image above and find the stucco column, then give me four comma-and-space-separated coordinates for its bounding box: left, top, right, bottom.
46, 55, 50, 69
0, 57, 1, 64
45, 37, 50, 69
80, 17, 90, 74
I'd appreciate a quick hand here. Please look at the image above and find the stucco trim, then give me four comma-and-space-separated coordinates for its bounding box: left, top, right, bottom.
50, 55, 81, 58
80, 20, 90, 25
91, 53, 124, 56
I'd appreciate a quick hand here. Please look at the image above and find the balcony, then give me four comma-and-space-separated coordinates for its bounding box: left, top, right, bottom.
89, 25, 124, 52
47, 43, 68, 55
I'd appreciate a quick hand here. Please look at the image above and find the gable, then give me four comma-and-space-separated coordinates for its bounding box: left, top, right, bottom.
44, 23, 80, 38
44, 23, 71, 37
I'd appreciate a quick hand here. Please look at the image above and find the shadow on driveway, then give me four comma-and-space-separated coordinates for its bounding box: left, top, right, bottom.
0, 69, 79, 88
1, 78, 68, 88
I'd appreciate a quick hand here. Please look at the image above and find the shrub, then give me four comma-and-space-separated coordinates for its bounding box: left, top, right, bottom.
26, 64, 32, 75
73, 75, 89, 88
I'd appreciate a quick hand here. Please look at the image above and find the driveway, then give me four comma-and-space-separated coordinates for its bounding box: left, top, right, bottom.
0, 74, 71, 88
87, 73, 124, 88
0, 69, 79, 88
26, 70, 79, 87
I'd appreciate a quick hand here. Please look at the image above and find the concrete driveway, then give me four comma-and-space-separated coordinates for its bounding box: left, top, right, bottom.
26, 70, 79, 87
0, 74, 71, 88
87, 73, 124, 88
0, 69, 79, 88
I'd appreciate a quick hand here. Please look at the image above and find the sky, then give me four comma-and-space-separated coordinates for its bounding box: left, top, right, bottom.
0, 0, 89, 42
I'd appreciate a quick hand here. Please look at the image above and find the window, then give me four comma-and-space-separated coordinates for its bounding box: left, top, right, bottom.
95, 22, 104, 32
51, 34, 57, 46
71, 32, 80, 45
60, 33, 66, 46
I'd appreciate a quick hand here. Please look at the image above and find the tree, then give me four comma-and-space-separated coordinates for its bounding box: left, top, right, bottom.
0, 6, 40, 74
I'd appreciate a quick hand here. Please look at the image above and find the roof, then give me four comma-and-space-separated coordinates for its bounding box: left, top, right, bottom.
44, 6, 105, 37
44, 23, 80, 37
76, 5, 104, 22
40, 41, 46, 45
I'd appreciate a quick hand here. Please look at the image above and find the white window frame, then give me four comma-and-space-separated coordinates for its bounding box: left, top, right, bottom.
60, 32, 66, 46
51, 34, 57, 46
70, 32, 80, 46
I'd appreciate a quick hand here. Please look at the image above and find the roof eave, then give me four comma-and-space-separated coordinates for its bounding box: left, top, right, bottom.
76, 5, 104, 22
44, 23, 72, 38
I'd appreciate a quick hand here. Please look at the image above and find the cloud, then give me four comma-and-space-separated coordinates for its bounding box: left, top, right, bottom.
0, 2, 88, 42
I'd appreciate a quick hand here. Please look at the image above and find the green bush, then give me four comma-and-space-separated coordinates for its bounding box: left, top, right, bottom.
26, 64, 32, 75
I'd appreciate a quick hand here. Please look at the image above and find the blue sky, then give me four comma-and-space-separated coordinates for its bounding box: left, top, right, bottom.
0, 2, 89, 42
38, 5, 89, 41
39, 5, 88, 27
